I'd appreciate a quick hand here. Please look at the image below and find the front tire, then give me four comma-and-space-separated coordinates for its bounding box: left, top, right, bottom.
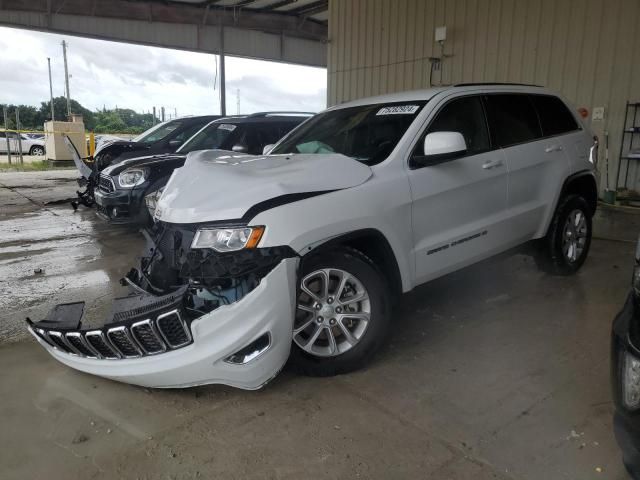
288, 247, 391, 377
535, 194, 592, 275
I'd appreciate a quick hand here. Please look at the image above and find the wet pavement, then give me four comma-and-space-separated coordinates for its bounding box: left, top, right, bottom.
0, 170, 637, 479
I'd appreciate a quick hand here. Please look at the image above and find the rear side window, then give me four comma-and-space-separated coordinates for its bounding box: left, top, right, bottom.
530, 95, 579, 136
485, 94, 542, 147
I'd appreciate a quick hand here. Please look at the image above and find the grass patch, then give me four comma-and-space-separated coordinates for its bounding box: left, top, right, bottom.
0, 161, 75, 172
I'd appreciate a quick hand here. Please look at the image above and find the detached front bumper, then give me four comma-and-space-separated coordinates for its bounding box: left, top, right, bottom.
28, 258, 298, 389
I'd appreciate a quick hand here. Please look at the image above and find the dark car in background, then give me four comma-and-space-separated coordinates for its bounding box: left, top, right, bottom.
612, 236, 640, 478
93, 112, 312, 225
93, 115, 220, 171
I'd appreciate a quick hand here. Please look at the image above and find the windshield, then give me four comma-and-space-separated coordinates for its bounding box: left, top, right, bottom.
177, 122, 240, 154
271, 101, 427, 164
133, 120, 183, 144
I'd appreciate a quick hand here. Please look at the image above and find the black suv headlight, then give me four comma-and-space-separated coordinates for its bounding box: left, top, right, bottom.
118, 168, 148, 188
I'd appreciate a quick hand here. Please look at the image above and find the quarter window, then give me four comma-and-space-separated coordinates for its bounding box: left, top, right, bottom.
485, 94, 542, 147
530, 94, 579, 137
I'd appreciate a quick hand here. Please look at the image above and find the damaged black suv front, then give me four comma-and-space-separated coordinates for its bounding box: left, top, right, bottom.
27, 219, 300, 389
612, 237, 640, 478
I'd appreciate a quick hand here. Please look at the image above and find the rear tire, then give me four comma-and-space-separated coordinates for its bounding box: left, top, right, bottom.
288, 247, 391, 377
30, 146, 45, 156
535, 194, 592, 275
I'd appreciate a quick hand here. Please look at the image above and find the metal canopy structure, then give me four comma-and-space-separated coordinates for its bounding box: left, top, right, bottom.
0, 0, 328, 67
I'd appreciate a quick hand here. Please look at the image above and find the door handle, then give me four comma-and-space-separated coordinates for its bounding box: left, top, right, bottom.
545, 145, 563, 153
482, 159, 503, 170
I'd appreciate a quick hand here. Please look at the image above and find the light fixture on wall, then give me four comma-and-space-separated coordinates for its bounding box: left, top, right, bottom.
429, 26, 452, 87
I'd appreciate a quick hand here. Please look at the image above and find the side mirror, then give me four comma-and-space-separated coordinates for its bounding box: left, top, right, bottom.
168, 139, 183, 149
262, 144, 275, 155
232, 144, 248, 153
413, 131, 467, 167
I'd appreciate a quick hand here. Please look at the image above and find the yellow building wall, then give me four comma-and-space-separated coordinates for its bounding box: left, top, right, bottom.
328, 0, 640, 193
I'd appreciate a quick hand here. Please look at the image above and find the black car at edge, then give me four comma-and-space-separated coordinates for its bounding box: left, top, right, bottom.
93, 112, 312, 225
612, 236, 640, 478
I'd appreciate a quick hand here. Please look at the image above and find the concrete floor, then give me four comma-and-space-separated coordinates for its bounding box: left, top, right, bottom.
0, 170, 637, 479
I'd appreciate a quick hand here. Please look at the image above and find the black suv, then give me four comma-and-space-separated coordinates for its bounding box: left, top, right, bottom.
93, 112, 312, 225
93, 115, 221, 171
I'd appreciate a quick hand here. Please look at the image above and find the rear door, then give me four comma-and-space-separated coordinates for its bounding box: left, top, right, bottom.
408, 94, 509, 284
484, 93, 570, 243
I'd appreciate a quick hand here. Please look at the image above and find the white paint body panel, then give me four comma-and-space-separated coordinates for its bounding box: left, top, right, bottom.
30, 259, 298, 389
155, 150, 372, 224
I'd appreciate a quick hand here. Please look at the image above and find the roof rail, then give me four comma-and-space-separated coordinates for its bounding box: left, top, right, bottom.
247, 111, 315, 117
453, 82, 544, 88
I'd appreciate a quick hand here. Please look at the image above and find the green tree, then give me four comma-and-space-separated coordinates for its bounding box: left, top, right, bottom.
38, 97, 96, 129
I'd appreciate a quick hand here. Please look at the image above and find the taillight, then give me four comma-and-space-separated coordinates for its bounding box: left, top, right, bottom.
589, 135, 599, 165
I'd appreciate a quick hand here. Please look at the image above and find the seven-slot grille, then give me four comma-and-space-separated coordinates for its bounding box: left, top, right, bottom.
98, 175, 115, 193
33, 309, 191, 360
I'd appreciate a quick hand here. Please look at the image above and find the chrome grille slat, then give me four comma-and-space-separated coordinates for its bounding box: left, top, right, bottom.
131, 319, 166, 355
34, 328, 56, 348
156, 310, 192, 348
85, 330, 121, 359
65, 332, 100, 358
48, 331, 76, 354
107, 326, 142, 358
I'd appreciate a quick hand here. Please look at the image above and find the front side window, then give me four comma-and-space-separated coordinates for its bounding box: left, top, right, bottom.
485, 94, 542, 147
417, 96, 490, 157
271, 102, 427, 165
530, 94, 579, 137
133, 120, 183, 144
177, 123, 241, 154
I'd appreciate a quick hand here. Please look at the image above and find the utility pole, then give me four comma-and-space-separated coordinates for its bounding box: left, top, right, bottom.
3, 106, 11, 165
152, 106, 157, 126
15, 109, 23, 164
62, 40, 71, 119
236, 88, 240, 114
174, 107, 177, 119
161, 106, 165, 122
47, 57, 55, 121
220, 53, 226, 116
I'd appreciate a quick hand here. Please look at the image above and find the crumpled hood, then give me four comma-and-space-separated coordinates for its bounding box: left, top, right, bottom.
155, 150, 373, 224
102, 153, 186, 176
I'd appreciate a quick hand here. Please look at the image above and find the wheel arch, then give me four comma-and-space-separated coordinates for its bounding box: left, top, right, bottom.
560, 170, 598, 216
300, 228, 404, 304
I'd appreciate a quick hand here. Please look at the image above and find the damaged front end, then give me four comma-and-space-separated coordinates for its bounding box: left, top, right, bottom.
27, 222, 299, 389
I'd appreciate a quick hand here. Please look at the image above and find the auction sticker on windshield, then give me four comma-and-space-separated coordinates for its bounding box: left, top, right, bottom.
376, 105, 420, 115
218, 124, 237, 131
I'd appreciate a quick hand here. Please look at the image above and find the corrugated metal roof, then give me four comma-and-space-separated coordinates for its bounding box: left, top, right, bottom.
150, 0, 328, 24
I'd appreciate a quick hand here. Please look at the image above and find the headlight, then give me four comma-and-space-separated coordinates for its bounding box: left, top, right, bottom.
623, 352, 640, 410
118, 168, 147, 188
191, 226, 265, 252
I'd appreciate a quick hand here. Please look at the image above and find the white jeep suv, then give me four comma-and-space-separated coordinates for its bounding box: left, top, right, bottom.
28, 84, 597, 389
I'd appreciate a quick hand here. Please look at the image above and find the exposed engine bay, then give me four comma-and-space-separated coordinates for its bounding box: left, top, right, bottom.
126, 222, 297, 315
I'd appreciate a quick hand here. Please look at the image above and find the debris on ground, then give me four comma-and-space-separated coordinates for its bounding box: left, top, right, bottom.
33, 268, 43, 274
71, 433, 89, 444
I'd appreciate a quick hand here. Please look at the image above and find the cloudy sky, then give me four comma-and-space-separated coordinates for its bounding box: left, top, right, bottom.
0, 26, 327, 116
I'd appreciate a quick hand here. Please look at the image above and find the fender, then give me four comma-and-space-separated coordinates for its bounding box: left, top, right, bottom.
537, 169, 597, 238
299, 228, 404, 301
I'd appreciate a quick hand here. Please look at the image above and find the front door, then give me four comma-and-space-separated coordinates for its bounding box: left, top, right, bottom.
408, 95, 509, 284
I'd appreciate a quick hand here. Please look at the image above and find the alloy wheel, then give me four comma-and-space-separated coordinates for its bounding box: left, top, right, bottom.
562, 209, 588, 263
294, 268, 371, 357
